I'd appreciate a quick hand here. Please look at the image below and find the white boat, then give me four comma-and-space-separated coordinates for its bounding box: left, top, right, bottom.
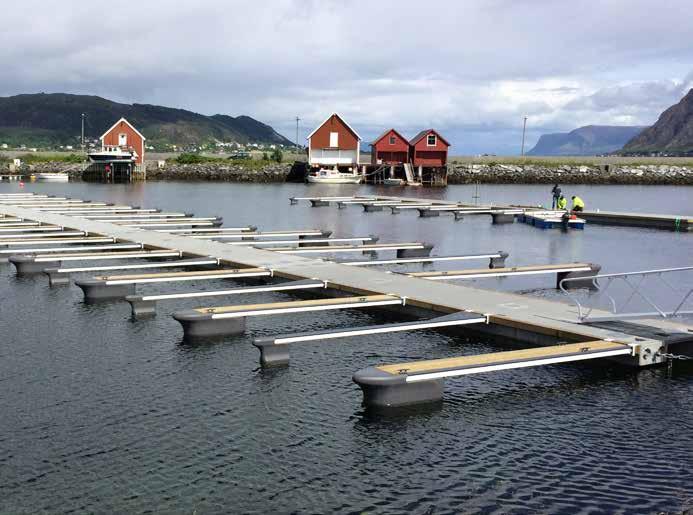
383, 178, 404, 186
307, 168, 362, 184
33, 173, 69, 182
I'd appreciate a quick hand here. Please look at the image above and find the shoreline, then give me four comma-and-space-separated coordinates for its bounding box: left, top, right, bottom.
5, 161, 693, 185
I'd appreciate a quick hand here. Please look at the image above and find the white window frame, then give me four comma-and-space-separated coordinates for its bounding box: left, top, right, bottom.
118, 133, 128, 146
427, 134, 437, 146
389, 135, 396, 145
329, 132, 339, 147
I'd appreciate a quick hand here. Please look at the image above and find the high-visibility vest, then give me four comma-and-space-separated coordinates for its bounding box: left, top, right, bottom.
557, 197, 567, 209
572, 196, 585, 209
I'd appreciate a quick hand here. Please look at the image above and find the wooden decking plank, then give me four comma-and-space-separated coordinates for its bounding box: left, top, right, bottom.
97, 267, 267, 281
196, 294, 400, 314
377, 341, 628, 375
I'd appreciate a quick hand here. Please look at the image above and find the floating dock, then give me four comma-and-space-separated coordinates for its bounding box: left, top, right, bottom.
1, 193, 692, 410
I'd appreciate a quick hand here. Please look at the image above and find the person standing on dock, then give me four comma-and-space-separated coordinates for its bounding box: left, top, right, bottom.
571, 195, 585, 212
551, 184, 562, 208
557, 195, 567, 210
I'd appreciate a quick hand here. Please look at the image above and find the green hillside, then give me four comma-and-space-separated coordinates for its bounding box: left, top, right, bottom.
0, 93, 293, 150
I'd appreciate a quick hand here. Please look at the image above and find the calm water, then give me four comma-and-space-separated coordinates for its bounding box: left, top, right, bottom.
1, 181, 692, 514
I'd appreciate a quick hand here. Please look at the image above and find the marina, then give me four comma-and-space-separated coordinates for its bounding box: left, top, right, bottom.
0, 189, 691, 410
1, 182, 691, 514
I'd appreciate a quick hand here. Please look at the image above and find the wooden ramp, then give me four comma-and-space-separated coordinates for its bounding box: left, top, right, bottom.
353, 341, 634, 408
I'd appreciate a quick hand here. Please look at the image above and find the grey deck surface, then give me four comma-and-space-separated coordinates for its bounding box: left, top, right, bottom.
0, 204, 683, 347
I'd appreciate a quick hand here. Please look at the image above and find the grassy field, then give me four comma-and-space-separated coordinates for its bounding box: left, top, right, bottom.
448, 155, 693, 166
3, 150, 692, 167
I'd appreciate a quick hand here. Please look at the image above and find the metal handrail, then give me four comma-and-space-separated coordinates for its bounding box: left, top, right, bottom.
559, 266, 693, 322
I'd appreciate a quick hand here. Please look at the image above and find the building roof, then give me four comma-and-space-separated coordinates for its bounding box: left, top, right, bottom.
306, 113, 361, 141
99, 117, 147, 141
371, 128, 408, 146
409, 129, 450, 147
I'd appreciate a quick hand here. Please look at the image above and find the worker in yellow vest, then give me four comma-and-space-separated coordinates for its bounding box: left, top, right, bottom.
557, 195, 567, 210
571, 195, 585, 212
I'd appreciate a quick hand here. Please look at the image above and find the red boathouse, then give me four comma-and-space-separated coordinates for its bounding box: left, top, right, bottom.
307, 113, 361, 170
371, 128, 410, 165
409, 129, 450, 167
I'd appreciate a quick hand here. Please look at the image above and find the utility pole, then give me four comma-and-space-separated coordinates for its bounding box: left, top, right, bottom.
521, 116, 527, 156
81, 113, 85, 149
295, 116, 301, 150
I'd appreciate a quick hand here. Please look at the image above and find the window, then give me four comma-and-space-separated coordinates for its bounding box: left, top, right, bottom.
329, 132, 339, 147
389, 135, 396, 145
427, 134, 437, 146
118, 133, 128, 146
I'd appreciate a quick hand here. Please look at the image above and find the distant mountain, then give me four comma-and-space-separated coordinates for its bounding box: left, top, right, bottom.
527, 125, 647, 156
622, 89, 693, 154
0, 93, 293, 149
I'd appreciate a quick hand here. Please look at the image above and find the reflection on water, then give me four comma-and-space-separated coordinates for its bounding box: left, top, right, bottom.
0, 181, 692, 514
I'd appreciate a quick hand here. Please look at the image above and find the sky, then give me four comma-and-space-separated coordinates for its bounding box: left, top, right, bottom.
1, 0, 692, 154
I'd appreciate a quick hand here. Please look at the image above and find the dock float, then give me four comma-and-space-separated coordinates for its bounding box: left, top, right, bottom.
253, 311, 487, 367
580, 210, 692, 231
10, 250, 183, 274
337, 251, 509, 268
407, 263, 600, 288
353, 341, 633, 408
126, 279, 327, 318
173, 294, 404, 339
43, 257, 220, 286
75, 267, 271, 300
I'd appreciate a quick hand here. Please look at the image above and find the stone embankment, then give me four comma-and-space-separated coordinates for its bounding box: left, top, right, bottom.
447, 163, 693, 185
4, 161, 693, 185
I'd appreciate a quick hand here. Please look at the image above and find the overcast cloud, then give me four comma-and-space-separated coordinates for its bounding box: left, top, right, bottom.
1, 0, 692, 153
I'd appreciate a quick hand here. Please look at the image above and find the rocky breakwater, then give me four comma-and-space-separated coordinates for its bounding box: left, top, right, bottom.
146, 162, 294, 182
448, 163, 693, 185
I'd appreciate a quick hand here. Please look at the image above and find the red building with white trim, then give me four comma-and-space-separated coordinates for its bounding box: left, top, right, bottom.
409, 129, 450, 167
371, 128, 410, 165
307, 113, 361, 170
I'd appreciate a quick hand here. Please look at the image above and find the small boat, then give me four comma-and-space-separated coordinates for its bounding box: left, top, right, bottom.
307, 168, 362, 184
383, 178, 404, 186
33, 173, 69, 182
407, 181, 423, 187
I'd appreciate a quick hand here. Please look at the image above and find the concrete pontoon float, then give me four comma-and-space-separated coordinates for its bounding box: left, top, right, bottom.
580, 210, 692, 231
254, 311, 487, 367
126, 279, 327, 318
353, 341, 634, 408
173, 295, 405, 339
407, 263, 601, 288
75, 267, 271, 300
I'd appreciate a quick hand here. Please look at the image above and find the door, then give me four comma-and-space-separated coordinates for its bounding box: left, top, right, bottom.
118, 133, 127, 146
329, 132, 339, 148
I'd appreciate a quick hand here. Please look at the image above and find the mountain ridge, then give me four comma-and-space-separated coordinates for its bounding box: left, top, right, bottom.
622, 88, 693, 154
527, 125, 647, 156
0, 93, 293, 149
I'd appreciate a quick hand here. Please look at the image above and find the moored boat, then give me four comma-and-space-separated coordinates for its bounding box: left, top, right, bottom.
307, 168, 362, 184
33, 173, 69, 182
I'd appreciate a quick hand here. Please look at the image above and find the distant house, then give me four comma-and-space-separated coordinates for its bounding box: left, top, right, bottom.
371, 128, 409, 165
100, 117, 146, 164
84, 117, 147, 182
307, 113, 361, 169
409, 129, 450, 168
